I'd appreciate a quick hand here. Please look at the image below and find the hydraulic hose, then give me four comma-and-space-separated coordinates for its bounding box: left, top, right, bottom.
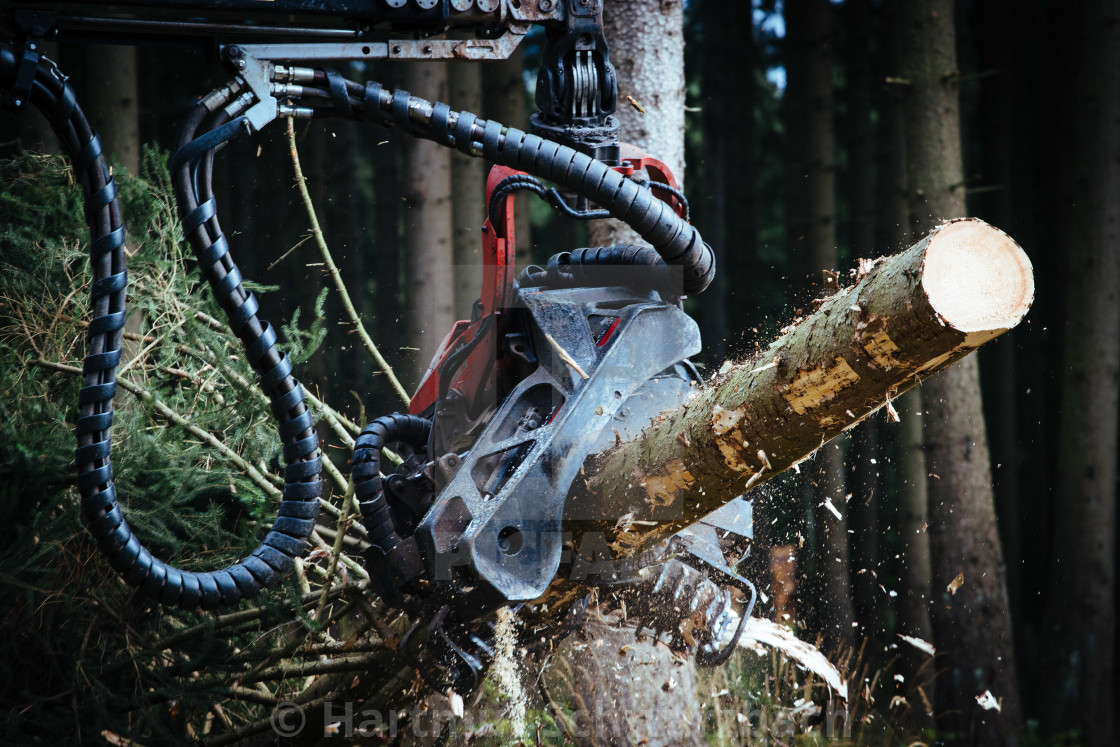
519, 244, 677, 291
1, 49, 714, 611
309, 75, 716, 294
0, 47, 322, 611
352, 414, 432, 555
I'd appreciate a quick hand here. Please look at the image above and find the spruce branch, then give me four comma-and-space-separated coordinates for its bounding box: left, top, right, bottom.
149, 590, 334, 650
31, 358, 282, 500
221, 685, 280, 707
136, 331, 356, 496
310, 528, 369, 583
292, 557, 312, 597
301, 386, 360, 444
318, 451, 352, 500
199, 690, 346, 747
314, 524, 367, 552
286, 117, 410, 406
316, 478, 356, 622
224, 626, 382, 667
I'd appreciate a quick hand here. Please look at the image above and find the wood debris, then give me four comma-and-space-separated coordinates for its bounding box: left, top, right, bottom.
751, 356, 780, 373
897, 633, 936, 657
735, 616, 848, 700
544, 332, 589, 379
975, 690, 1002, 712
823, 497, 843, 521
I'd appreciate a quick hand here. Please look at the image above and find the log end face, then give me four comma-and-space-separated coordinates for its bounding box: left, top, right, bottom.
922, 218, 1035, 334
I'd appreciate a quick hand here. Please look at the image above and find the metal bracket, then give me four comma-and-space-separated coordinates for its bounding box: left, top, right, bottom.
416, 284, 701, 605
221, 47, 277, 132
530, 0, 619, 161
224, 25, 529, 65
2, 9, 55, 111
214, 24, 531, 132
398, 604, 494, 695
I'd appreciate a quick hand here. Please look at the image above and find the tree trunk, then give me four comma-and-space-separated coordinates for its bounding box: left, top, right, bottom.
842, 0, 882, 643
693, 0, 754, 362
1042, 1, 1120, 744
875, 1, 934, 712
373, 68, 404, 412
550, 4, 704, 745
545, 611, 704, 747
896, 390, 934, 656
587, 0, 685, 250
78, 44, 143, 363
449, 62, 486, 320
80, 45, 140, 174
971, 0, 1024, 632
401, 62, 454, 384
900, 2, 1024, 743
786, 0, 853, 647
567, 219, 1033, 555
484, 48, 532, 267
691, 0, 763, 617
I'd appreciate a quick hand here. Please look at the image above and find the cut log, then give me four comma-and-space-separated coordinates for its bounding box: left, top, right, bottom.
566, 218, 1033, 556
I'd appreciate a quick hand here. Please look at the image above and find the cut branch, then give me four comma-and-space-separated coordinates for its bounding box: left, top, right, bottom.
569, 218, 1033, 555
286, 117, 411, 406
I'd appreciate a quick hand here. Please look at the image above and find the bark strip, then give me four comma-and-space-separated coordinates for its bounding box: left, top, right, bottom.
568, 218, 1033, 555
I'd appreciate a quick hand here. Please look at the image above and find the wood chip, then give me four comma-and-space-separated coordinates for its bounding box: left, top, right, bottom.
898, 633, 936, 657
545, 332, 589, 379
823, 498, 843, 520
626, 94, 646, 114
975, 690, 1001, 712
885, 395, 900, 422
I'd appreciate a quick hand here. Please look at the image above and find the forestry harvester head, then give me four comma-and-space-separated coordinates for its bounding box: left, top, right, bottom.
2, 0, 755, 694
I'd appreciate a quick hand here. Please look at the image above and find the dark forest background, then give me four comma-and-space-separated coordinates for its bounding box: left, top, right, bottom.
1, 0, 1117, 745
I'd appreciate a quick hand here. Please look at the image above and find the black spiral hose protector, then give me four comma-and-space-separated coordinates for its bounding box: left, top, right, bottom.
352, 414, 432, 555
519, 244, 676, 290
333, 78, 715, 294
2, 49, 712, 610
488, 174, 550, 226
1, 47, 322, 611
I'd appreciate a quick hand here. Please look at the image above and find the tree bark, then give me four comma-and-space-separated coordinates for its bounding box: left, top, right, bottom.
80, 45, 140, 174
1042, 1, 1120, 744
449, 62, 486, 320
873, 1, 936, 712
567, 219, 1033, 556
875, 1, 934, 712
550, 4, 704, 745
373, 68, 404, 411
401, 62, 454, 384
971, 0, 1024, 629
693, 0, 754, 362
545, 611, 704, 747
786, 0, 853, 647
842, 0, 882, 643
587, 0, 686, 250
896, 389, 934, 650
484, 48, 532, 268
901, 2, 1024, 743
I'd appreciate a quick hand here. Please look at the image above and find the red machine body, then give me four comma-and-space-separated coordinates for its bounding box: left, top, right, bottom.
409, 145, 684, 417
